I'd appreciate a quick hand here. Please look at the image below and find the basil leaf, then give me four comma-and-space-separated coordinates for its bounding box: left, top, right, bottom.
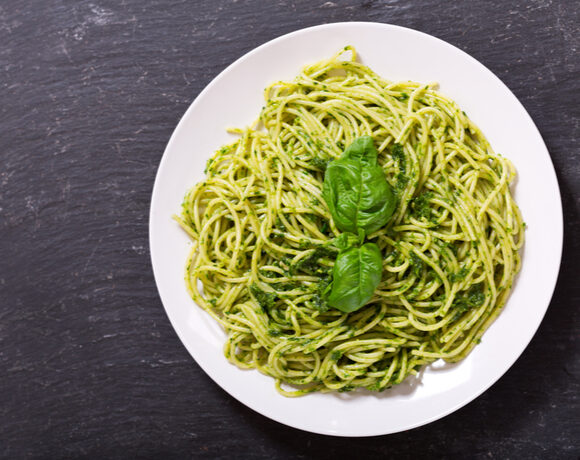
322, 136, 396, 234
342, 135, 378, 162
331, 232, 359, 251
326, 242, 383, 313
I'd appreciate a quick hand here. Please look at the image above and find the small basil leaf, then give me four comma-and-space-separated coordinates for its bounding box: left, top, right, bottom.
322, 158, 363, 233
322, 136, 396, 234
331, 232, 359, 252
326, 242, 383, 313
357, 228, 366, 244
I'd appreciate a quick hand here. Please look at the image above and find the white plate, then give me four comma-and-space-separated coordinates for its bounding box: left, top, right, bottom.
149, 22, 563, 436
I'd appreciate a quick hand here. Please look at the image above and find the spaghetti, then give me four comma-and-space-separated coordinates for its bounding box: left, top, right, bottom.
176, 47, 524, 396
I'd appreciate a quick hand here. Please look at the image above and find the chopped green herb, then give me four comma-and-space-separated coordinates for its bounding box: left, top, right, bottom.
452, 283, 486, 314
411, 192, 434, 220
330, 350, 342, 360
290, 246, 337, 275
394, 173, 408, 195
310, 156, 329, 171
249, 284, 277, 311
275, 217, 287, 231
450, 267, 469, 283
338, 385, 354, 393
410, 252, 424, 277
390, 143, 406, 173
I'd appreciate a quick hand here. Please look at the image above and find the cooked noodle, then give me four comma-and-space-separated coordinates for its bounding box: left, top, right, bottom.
176, 47, 524, 396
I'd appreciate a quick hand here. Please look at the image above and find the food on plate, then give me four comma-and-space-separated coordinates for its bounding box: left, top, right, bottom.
176, 47, 524, 396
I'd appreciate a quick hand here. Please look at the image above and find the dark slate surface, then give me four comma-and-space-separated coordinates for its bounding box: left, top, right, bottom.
0, 0, 578, 458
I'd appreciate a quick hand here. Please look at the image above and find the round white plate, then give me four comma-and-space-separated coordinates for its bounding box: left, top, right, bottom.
149, 22, 562, 436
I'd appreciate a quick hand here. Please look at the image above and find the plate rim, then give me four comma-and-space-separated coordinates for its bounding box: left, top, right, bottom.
149, 21, 563, 437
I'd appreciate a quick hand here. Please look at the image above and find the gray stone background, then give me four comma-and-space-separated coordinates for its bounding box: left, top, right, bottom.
0, 0, 578, 458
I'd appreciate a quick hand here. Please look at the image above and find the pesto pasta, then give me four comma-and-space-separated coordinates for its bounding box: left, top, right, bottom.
176, 47, 524, 396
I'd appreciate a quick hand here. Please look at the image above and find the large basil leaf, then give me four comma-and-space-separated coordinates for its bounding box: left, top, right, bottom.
326, 242, 383, 313
322, 136, 396, 234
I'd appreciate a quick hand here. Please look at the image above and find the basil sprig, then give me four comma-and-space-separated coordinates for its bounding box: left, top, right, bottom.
322, 136, 396, 234
320, 136, 396, 313
326, 242, 383, 313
